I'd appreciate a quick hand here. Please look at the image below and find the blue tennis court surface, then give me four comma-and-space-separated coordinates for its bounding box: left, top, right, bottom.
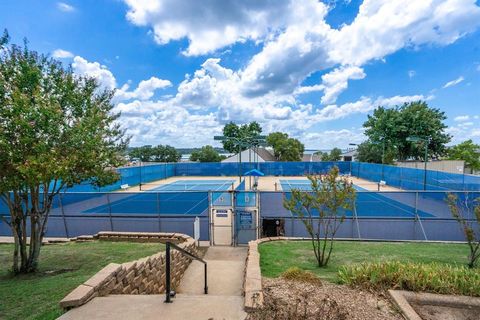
280, 179, 364, 191
151, 179, 235, 191
280, 179, 433, 218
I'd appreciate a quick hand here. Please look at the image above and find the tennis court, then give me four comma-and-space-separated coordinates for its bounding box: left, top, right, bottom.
149, 179, 235, 191
280, 179, 365, 191
279, 179, 432, 218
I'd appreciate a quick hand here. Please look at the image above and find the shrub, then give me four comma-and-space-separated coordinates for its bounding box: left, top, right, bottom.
283, 166, 356, 267
446, 193, 480, 268
281, 267, 322, 285
338, 261, 480, 296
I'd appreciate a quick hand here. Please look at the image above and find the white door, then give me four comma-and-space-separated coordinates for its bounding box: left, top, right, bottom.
212, 209, 232, 245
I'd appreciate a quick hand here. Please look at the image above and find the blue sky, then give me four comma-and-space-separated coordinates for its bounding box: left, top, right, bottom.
1, 0, 479, 148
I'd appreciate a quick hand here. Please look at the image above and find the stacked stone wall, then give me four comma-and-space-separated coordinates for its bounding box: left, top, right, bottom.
60, 232, 197, 309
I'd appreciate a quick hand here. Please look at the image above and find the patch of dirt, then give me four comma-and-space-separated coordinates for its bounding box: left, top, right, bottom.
411, 303, 480, 320
247, 277, 403, 320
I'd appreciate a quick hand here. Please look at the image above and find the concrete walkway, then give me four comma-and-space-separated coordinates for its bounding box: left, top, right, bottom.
59, 246, 248, 320
178, 246, 247, 296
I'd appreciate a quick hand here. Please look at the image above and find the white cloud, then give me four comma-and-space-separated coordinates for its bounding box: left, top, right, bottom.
115, 77, 172, 101
123, 0, 480, 103
320, 66, 366, 104
72, 56, 171, 102
446, 123, 480, 144
303, 129, 365, 149
443, 76, 465, 88
52, 49, 74, 59
57, 2, 75, 12
123, 0, 321, 56
72, 56, 117, 90
312, 94, 427, 123
454, 115, 470, 122
242, 0, 480, 98
74, 55, 430, 147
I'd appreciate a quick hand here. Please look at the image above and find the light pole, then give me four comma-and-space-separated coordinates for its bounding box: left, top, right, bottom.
407, 136, 431, 191
214, 135, 266, 185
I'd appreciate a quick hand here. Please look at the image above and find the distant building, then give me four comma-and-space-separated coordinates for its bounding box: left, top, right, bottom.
222, 147, 276, 162
341, 149, 357, 162
302, 153, 322, 162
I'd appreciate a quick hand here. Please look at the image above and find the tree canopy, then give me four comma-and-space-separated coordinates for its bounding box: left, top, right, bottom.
190, 145, 226, 162
447, 140, 480, 172
0, 32, 127, 273
221, 121, 262, 153
129, 145, 180, 162
363, 101, 451, 161
355, 141, 396, 164
266, 132, 304, 161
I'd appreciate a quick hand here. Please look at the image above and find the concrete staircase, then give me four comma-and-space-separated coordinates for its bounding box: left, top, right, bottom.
59, 246, 248, 320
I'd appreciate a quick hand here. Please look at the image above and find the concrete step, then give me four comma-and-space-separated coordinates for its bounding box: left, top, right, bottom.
58, 294, 247, 320
177, 246, 247, 296
203, 246, 248, 261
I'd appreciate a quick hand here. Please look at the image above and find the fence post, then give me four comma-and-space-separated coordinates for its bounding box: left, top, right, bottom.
106, 193, 114, 231
157, 192, 161, 232
414, 191, 418, 240
58, 194, 70, 238
164, 242, 172, 303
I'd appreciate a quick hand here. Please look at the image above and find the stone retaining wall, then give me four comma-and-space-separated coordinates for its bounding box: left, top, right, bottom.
244, 236, 301, 310
60, 232, 197, 309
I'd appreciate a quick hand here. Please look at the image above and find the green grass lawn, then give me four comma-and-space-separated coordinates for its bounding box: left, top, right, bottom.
0, 241, 164, 320
259, 240, 469, 282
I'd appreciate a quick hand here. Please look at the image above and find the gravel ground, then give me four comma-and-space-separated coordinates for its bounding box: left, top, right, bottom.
248, 277, 403, 320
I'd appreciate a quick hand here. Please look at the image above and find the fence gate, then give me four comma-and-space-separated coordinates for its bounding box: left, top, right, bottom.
234, 192, 259, 245
210, 192, 234, 245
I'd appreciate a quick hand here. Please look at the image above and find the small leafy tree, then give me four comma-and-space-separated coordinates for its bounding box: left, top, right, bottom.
316, 148, 342, 161
190, 145, 225, 162
0, 32, 127, 273
447, 140, 480, 173
446, 193, 480, 268
283, 166, 356, 267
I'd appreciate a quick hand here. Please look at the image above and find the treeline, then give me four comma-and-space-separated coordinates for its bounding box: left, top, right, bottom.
128, 145, 181, 162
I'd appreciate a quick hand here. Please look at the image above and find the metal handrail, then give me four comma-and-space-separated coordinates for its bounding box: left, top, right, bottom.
164, 242, 208, 303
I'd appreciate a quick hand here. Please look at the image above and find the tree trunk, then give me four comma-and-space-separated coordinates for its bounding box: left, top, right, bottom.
12, 226, 20, 273
8, 208, 44, 273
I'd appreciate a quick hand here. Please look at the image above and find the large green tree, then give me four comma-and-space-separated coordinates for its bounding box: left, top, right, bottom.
363, 101, 451, 160
221, 121, 262, 153
447, 140, 480, 172
266, 132, 304, 161
0, 32, 127, 273
190, 145, 225, 162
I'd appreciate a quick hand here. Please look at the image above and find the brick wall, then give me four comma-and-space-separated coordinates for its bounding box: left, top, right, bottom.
60, 232, 197, 309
